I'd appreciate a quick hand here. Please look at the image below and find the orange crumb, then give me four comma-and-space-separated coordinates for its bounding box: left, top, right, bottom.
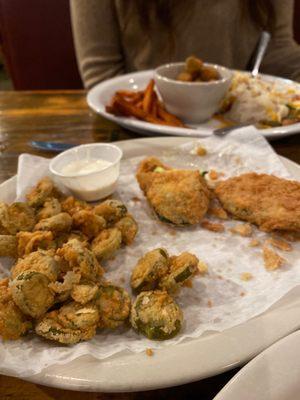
131, 196, 141, 202
209, 169, 219, 180
230, 223, 252, 237
146, 348, 154, 357
207, 300, 213, 307
240, 272, 253, 281
234, 156, 242, 166
168, 230, 177, 236
268, 237, 292, 252
249, 239, 260, 247
201, 220, 225, 233
119, 277, 125, 284
217, 275, 223, 280
240, 291, 245, 297
263, 246, 285, 271
208, 206, 228, 220
196, 146, 207, 156
183, 279, 193, 288
197, 260, 208, 275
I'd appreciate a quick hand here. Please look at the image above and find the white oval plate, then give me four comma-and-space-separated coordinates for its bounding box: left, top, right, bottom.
214, 330, 300, 400
87, 71, 300, 141
2, 137, 300, 392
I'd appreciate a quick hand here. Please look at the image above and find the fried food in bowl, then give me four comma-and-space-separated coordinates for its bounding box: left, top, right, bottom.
176, 56, 220, 83
154, 58, 232, 123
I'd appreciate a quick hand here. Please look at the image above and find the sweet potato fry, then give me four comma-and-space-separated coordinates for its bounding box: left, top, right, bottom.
116, 90, 140, 98
157, 102, 185, 127
116, 91, 144, 105
151, 101, 158, 118
142, 79, 155, 113
150, 92, 159, 117
113, 95, 148, 119
106, 80, 186, 128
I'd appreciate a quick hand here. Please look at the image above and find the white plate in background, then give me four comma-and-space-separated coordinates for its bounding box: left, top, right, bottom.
214, 330, 300, 400
87, 71, 300, 140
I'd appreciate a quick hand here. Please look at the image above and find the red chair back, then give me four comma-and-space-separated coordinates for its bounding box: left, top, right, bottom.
294, 0, 300, 44
0, 0, 82, 90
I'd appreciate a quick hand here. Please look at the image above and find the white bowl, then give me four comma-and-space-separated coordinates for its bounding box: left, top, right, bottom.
49, 143, 122, 202
154, 62, 232, 123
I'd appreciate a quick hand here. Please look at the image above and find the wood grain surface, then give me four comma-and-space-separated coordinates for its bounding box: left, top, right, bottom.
0, 90, 299, 399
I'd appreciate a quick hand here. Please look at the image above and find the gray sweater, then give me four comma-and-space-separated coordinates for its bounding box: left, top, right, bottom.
70, 0, 300, 88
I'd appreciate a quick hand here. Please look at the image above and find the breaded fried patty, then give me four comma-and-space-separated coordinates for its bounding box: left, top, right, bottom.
136, 157, 210, 225
215, 173, 300, 232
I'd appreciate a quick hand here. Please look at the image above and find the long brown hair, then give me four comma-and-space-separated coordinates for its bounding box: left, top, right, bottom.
127, 0, 275, 33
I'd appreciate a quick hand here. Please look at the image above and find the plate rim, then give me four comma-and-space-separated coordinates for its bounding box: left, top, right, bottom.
87, 69, 300, 140
1, 136, 300, 393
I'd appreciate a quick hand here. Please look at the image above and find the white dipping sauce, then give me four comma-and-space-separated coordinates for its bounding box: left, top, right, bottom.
61, 158, 118, 201
61, 158, 112, 175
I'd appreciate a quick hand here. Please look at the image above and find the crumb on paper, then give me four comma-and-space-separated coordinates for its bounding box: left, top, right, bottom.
168, 230, 177, 237
217, 275, 223, 280
209, 169, 219, 180
131, 196, 141, 202
240, 272, 253, 281
119, 277, 125, 284
234, 156, 242, 166
146, 348, 154, 357
263, 246, 285, 271
208, 205, 228, 220
268, 237, 292, 252
230, 223, 253, 237
197, 260, 208, 275
196, 146, 207, 156
207, 300, 213, 308
183, 279, 193, 288
240, 291, 246, 297
201, 220, 225, 233
249, 239, 260, 247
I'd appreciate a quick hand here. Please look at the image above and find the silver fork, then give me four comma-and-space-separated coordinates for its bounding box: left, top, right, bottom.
213, 123, 253, 136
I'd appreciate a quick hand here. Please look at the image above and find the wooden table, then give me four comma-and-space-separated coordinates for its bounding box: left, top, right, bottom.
0, 90, 300, 400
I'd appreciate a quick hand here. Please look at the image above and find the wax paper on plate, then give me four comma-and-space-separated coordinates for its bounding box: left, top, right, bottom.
1, 127, 300, 377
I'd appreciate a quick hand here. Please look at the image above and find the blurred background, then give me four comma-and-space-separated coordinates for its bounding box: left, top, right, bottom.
0, 0, 300, 91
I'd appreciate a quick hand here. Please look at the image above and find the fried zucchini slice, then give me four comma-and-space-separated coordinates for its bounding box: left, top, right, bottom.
130, 248, 169, 293
114, 214, 138, 245
57, 239, 104, 281
131, 290, 183, 340
95, 284, 131, 329
94, 200, 127, 225
0, 235, 17, 257
35, 302, 99, 344
11, 271, 55, 318
91, 228, 122, 261
159, 252, 199, 293
34, 212, 72, 235
0, 278, 32, 340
